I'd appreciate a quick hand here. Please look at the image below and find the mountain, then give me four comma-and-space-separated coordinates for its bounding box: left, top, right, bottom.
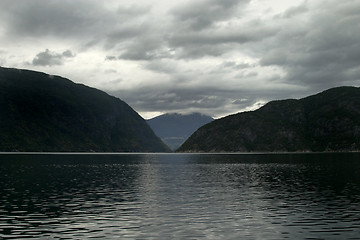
0, 67, 170, 152
178, 86, 360, 152
147, 113, 213, 150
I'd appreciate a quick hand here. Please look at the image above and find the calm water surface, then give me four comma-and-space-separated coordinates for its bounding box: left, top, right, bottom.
0, 153, 359, 239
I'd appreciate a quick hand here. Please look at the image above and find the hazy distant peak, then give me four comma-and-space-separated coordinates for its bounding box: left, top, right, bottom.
147, 112, 214, 150
150, 112, 214, 121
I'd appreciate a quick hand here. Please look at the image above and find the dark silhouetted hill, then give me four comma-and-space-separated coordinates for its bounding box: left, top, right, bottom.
147, 113, 213, 150
0, 67, 170, 152
178, 87, 360, 152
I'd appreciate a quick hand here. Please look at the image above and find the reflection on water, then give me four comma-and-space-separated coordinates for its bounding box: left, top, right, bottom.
0, 153, 359, 239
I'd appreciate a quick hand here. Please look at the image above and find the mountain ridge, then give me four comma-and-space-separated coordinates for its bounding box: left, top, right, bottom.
0, 67, 170, 152
177, 86, 360, 152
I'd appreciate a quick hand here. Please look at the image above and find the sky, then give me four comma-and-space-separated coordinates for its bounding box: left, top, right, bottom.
0, 0, 359, 119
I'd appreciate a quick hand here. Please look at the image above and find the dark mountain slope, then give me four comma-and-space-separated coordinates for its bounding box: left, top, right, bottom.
178, 87, 360, 152
0, 67, 170, 152
147, 113, 213, 150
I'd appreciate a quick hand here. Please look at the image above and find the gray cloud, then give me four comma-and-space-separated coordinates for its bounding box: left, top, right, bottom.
0, 0, 101, 38
221, 61, 254, 70
167, 1, 276, 60
167, 25, 278, 59
118, 37, 166, 61
32, 49, 75, 66
258, 0, 360, 92
144, 60, 178, 74
172, 0, 250, 30
108, 71, 307, 118
116, 5, 150, 17
110, 87, 232, 117
0, 0, 151, 50
0, 50, 6, 66
105, 56, 117, 61
110, 86, 304, 118
1, 0, 359, 118
282, 2, 308, 18
94, 0, 262, 61
104, 21, 152, 51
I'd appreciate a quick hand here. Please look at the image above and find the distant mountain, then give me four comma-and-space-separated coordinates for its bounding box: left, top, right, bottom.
147, 113, 213, 150
178, 87, 360, 152
0, 67, 170, 152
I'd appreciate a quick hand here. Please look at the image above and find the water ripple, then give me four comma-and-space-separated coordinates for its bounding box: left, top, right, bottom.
0, 153, 359, 239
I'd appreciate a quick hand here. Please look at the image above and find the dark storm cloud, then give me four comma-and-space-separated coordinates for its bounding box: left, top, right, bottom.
109, 82, 303, 118
103, 0, 360, 117
167, 24, 278, 59
32, 49, 75, 66
166, 0, 273, 59
0, 0, 103, 38
118, 37, 167, 61
110, 87, 232, 116
259, 0, 360, 91
104, 0, 260, 61
1, 0, 359, 117
105, 26, 148, 49
116, 5, 150, 17
172, 0, 250, 30
105, 56, 117, 61
221, 61, 254, 70
144, 60, 178, 74
0, 0, 151, 48
0, 50, 6, 66
282, 2, 308, 18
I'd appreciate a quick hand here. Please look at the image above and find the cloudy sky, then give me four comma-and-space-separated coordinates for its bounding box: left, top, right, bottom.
0, 0, 359, 118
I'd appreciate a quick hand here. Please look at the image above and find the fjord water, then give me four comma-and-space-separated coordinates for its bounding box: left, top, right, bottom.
0, 153, 359, 239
